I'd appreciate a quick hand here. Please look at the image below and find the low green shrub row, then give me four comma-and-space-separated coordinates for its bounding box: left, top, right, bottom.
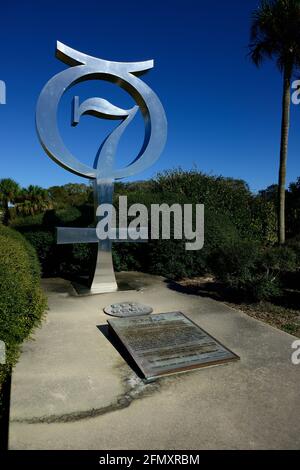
0, 225, 46, 403
209, 240, 300, 301
10, 169, 299, 303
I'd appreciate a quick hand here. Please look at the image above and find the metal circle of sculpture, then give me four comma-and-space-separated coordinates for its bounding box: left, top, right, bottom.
104, 302, 153, 318
36, 41, 167, 181
36, 42, 167, 294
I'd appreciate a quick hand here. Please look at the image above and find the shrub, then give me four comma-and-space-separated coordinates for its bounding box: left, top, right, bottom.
42, 206, 82, 227
209, 240, 261, 292
141, 209, 239, 280
286, 235, 300, 265
210, 241, 297, 301
113, 175, 242, 279
153, 169, 277, 243
260, 245, 297, 273
9, 213, 44, 227
11, 205, 95, 277
10, 170, 279, 282
0, 225, 46, 393
22, 230, 56, 275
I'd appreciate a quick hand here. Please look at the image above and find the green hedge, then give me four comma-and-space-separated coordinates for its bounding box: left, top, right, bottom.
0, 225, 46, 397
10, 170, 278, 282
209, 240, 299, 301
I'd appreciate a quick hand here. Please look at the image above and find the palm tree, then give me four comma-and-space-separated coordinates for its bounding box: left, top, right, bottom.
0, 178, 20, 224
16, 185, 52, 216
249, 0, 300, 244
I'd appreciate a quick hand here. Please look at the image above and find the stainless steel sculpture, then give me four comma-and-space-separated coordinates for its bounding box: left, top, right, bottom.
36, 41, 167, 293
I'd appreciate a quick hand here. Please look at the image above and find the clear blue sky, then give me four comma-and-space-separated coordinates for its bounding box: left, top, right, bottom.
0, 0, 299, 193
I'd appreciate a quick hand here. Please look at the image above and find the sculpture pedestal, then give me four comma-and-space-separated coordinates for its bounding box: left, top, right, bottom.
89, 243, 118, 294
71, 272, 148, 296
90, 282, 118, 294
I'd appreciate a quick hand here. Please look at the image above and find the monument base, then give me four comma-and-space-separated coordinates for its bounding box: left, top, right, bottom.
90, 282, 118, 294
71, 272, 148, 296
71, 281, 117, 296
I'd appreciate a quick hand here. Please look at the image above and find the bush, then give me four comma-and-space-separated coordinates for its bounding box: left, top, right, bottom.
42, 207, 82, 227
9, 213, 44, 227
0, 225, 46, 395
286, 235, 300, 265
210, 241, 297, 301
11, 205, 95, 277
113, 174, 242, 279
22, 230, 56, 275
10, 170, 279, 283
140, 209, 239, 280
153, 169, 277, 243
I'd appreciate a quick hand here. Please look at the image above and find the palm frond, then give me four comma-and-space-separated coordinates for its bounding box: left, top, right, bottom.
248, 0, 300, 74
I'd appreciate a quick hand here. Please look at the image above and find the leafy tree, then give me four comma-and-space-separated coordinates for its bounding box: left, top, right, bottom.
249, 0, 300, 244
48, 183, 92, 208
0, 178, 20, 224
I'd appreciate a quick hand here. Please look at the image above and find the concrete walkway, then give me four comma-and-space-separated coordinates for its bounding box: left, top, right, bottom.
9, 273, 300, 449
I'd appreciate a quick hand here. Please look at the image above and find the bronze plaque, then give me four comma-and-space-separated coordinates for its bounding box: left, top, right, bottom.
107, 312, 239, 380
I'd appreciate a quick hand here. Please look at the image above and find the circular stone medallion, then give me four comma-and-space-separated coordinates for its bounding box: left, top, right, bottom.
103, 301, 153, 317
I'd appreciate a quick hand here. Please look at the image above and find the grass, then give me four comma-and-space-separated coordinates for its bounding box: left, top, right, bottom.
178, 276, 300, 338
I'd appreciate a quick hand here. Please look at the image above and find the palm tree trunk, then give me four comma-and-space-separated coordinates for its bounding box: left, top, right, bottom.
278, 65, 291, 245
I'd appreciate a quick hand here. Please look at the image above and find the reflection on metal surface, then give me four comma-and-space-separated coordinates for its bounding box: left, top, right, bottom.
108, 312, 239, 380
36, 42, 167, 293
57, 227, 146, 244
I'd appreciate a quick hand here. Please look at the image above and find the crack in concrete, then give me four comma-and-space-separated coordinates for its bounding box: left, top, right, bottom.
11, 368, 160, 425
